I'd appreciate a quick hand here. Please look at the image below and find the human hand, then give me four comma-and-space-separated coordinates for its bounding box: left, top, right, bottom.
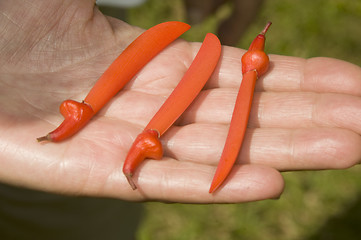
1, 0, 360, 203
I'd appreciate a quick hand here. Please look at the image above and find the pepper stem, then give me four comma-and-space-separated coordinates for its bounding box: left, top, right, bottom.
261, 21, 272, 35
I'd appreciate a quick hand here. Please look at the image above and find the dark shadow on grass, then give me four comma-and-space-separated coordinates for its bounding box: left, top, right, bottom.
308, 195, 361, 240
0, 182, 143, 240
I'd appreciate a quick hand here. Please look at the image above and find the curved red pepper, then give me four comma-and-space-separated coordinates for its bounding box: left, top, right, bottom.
37, 21, 190, 142
123, 33, 222, 190
209, 22, 272, 193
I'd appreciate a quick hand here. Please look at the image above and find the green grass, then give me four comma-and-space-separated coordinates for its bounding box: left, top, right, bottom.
128, 0, 361, 65
127, 1, 361, 239
137, 168, 361, 240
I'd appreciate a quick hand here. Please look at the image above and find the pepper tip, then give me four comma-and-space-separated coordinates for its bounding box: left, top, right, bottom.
125, 173, 138, 190
37, 134, 51, 142
209, 182, 221, 194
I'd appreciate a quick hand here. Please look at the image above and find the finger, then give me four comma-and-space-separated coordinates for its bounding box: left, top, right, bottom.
162, 124, 361, 171
302, 57, 361, 96
207, 48, 361, 95
178, 90, 361, 134
241, 128, 361, 170
251, 92, 361, 134
261, 56, 361, 95
103, 160, 284, 203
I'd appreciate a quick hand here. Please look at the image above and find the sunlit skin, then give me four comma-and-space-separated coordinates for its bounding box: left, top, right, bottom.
1, 0, 361, 203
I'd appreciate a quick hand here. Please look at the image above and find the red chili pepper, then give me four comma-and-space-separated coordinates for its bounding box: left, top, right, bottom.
209, 22, 272, 193
123, 33, 222, 190
37, 21, 190, 142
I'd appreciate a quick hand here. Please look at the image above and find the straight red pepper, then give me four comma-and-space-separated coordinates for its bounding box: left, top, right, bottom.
37, 21, 190, 142
209, 22, 272, 193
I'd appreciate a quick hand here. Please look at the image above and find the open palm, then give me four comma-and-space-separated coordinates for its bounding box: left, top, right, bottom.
1, 0, 360, 203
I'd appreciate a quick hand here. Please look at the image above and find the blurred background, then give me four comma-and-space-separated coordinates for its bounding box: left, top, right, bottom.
99, 0, 361, 65
1, 0, 360, 239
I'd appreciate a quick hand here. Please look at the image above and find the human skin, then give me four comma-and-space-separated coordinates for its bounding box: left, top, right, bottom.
0, 0, 360, 203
